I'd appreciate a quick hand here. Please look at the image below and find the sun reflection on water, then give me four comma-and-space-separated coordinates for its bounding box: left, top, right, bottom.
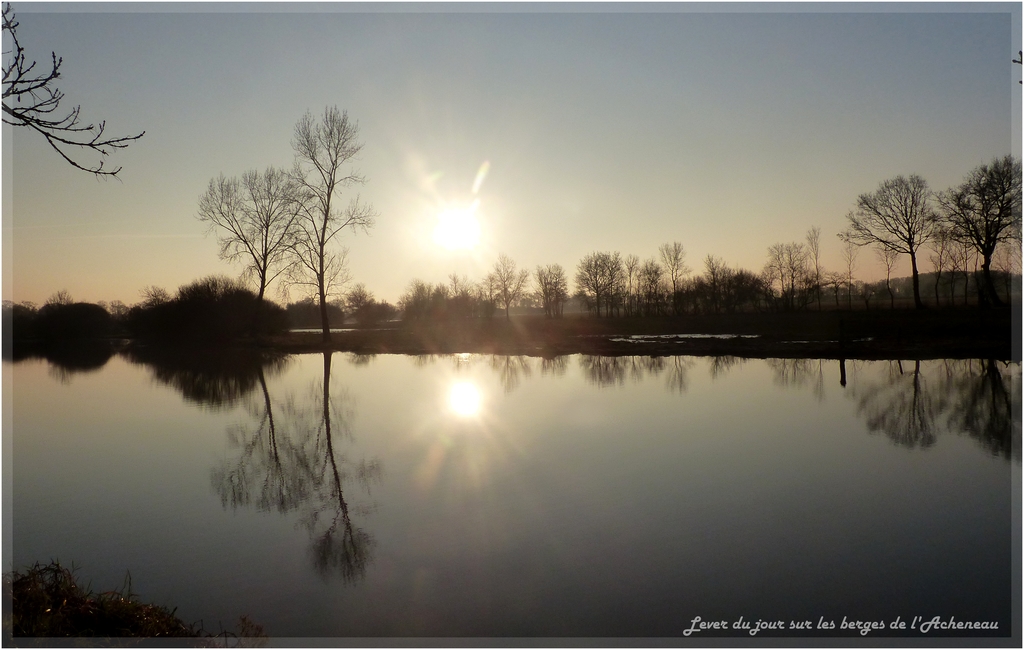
448, 381, 482, 417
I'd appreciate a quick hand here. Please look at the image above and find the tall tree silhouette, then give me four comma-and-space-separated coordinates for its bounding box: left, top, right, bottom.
197, 168, 302, 302
843, 175, 935, 309
290, 107, 376, 343
936, 155, 1022, 308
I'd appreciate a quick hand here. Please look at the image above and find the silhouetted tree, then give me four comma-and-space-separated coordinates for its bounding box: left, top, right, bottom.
535, 264, 568, 318
289, 107, 376, 343
197, 168, 301, 302
806, 226, 823, 310
839, 235, 859, 309
936, 155, 1022, 308
928, 227, 953, 307
659, 242, 690, 315
763, 243, 808, 311
576, 251, 622, 317
622, 254, 640, 317
637, 258, 665, 315
491, 254, 529, 320
399, 280, 432, 321
1, 3, 143, 176
878, 246, 898, 308
844, 175, 935, 309
824, 271, 844, 308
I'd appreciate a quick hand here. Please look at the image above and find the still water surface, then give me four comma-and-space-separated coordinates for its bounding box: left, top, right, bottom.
6, 351, 1019, 639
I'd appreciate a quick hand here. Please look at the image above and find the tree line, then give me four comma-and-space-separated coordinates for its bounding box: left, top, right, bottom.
5, 144, 1018, 342
392, 155, 1020, 321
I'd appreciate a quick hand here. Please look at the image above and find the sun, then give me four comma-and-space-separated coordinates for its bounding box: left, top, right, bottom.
433, 203, 481, 251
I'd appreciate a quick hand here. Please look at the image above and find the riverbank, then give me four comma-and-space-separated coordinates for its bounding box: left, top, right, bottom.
6, 308, 1015, 363
265, 308, 1017, 361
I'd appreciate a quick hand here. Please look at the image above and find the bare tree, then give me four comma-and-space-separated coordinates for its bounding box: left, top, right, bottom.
948, 238, 975, 306
877, 246, 899, 309
844, 175, 935, 309
2, 3, 143, 176
535, 264, 568, 318
806, 226, 823, 310
763, 243, 808, 311
290, 107, 376, 342
658, 242, 689, 315
198, 168, 301, 302
622, 254, 640, 317
936, 155, 1022, 308
45, 289, 72, 306
928, 227, 952, 307
638, 258, 665, 316
492, 254, 529, 320
840, 235, 859, 309
824, 271, 845, 308
575, 251, 622, 317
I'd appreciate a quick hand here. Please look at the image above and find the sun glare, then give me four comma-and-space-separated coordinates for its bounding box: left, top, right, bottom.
449, 381, 482, 417
433, 203, 481, 251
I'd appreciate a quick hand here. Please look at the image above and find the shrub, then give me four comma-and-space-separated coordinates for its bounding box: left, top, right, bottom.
125, 276, 288, 343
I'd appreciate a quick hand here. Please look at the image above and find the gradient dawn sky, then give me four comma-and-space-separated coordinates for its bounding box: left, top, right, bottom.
3, 2, 1021, 307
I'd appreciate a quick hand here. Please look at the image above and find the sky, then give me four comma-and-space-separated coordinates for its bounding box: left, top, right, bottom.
3, 2, 1021, 307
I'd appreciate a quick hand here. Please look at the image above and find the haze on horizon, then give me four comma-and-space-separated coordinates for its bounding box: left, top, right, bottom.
3, 3, 1021, 308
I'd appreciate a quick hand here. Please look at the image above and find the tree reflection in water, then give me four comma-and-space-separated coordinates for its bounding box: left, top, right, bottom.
707, 355, 745, 381
131, 348, 384, 583
540, 355, 568, 377
854, 360, 937, 449
764, 358, 826, 401
850, 359, 1020, 460
578, 355, 694, 394
941, 359, 1020, 461
121, 346, 289, 410
295, 352, 381, 581
9, 340, 119, 385
489, 355, 533, 393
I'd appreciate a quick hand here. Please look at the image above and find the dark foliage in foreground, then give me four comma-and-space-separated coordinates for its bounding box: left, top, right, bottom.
126, 276, 288, 343
4, 562, 197, 638
4, 562, 269, 642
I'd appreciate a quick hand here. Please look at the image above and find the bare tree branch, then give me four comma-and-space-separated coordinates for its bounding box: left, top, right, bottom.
2, 3, 144, 177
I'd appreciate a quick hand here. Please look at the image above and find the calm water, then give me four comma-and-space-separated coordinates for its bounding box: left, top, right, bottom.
4, 349, 1020, 641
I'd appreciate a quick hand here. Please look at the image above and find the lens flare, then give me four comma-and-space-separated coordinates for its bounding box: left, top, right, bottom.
449, 381, 482, 417
472, 160, 491, 195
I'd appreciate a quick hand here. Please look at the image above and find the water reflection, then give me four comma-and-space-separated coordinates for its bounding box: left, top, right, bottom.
8, 340, 118, 384
765, 358, 826, 401
540, 355, 568, 377
942, 359, 1020, 461
448, 381, 482, 417
579, 354, 694, 394
12, 345, 1019, 465
707, 355, 745, 381
122, 346, 288, 410
490, 355, 532, 393
848, 359, 1020, 460
209, 351, 381, 582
